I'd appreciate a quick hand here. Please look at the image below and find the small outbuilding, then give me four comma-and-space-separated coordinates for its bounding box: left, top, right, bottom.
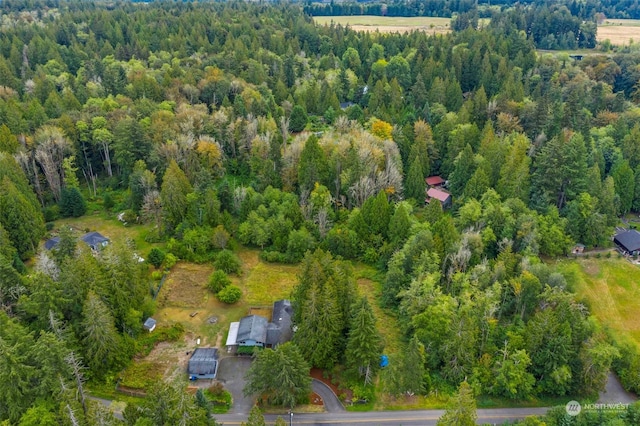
188, 348, 219, 379
425, 175, 445, 188
143, 317, 156, 332
81, 232, 110, 251
614, 229, 640, 255
44, 237, 60, 251
426, 187, 452, 209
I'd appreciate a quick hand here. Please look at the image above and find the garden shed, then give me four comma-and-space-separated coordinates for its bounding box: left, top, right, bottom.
188, 348, 219, 379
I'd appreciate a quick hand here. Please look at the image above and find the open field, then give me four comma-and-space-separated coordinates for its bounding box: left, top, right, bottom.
553, 256, 640, 349
599, 19, 640, 45
314, 15, 451, 34
54, 213, 160, 256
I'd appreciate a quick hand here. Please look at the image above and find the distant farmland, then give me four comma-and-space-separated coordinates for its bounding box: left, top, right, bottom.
599, 19, 640, 45
313, 15, 451, 34
314, 16, 640, 46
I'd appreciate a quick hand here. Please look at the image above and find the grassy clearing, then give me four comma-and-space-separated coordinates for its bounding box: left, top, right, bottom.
354, 264, 402, 356
314, 15, 451, 34
120, 361, 164, 390
598, 19, 640, 45
553, 256, 640, 349
238, 249, 300, 305
54, 213, 160, 256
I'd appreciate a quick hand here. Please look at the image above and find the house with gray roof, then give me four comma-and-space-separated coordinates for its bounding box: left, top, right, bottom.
226, 300, 294, 350
188, 348, 219, 379
614, 229, 640, 255
81, 232, 109, 251
267, 299, 293, 347
44, 237, 60, 251
236, 315, 268, 347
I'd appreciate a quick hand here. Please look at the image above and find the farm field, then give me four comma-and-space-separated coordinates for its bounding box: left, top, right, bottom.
598, 19, 640, 45
315, 15, 640, 45
554, 256, 640, 349
314, 15, 451, 34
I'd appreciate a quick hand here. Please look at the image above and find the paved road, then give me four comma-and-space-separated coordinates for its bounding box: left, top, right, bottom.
214, 407, 550, 425
312, 379, 345, 412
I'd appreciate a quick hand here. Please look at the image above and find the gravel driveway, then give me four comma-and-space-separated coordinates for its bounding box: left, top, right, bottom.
216, 357, 255, 414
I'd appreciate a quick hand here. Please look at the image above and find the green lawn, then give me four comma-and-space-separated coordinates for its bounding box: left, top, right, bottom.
553, 256, 640, 349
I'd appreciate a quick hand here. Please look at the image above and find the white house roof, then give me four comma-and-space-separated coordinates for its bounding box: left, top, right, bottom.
226, 321, 239, 346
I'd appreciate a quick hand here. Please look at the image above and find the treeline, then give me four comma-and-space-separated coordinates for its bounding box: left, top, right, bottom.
1, 0, 640, 422
305, 0, 640, 20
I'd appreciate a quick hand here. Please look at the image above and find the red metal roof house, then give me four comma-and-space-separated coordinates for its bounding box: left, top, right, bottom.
426, 187, 452, 208
425, 176, 446, 187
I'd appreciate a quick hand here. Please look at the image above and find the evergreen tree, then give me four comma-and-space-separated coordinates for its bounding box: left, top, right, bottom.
388, 203, 412, 248
612, 160, 635, 215
242, 406, 266, 426
405, 155, 426, 201
463, 167, 490, 200
298, 134, 329, 192
448, 144, 476, 197
384, 334, 427, 397
0, 177, 45, 259
244, 342, 311, 408
294, 281, 343, 369
345, 297, 381, 383
81, 291, 123, 378
437, 381, 477, 426
161, 160, 193, 232
289, 105, 308, 132
59, 187, 87, 218
0, 124, 19, 154
497, 134, 531, 202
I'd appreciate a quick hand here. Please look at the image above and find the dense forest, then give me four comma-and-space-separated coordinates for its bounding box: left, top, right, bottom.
1, 0, 640, 424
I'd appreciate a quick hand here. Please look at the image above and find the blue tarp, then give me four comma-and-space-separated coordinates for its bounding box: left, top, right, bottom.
380, 355, 389, 367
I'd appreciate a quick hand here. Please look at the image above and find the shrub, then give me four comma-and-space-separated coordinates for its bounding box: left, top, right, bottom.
162, 253, 178, 270
213, 249, 242, 275
103, 192, 115, 210
122, 209, 138, 224
208, 270, 231, 294
151, 270, 164, 281
217, 285, 242, 304
147, 248, 166, 268
212, 225, 230, 249
260, 250, 288, 263
43, 205, 60, 222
